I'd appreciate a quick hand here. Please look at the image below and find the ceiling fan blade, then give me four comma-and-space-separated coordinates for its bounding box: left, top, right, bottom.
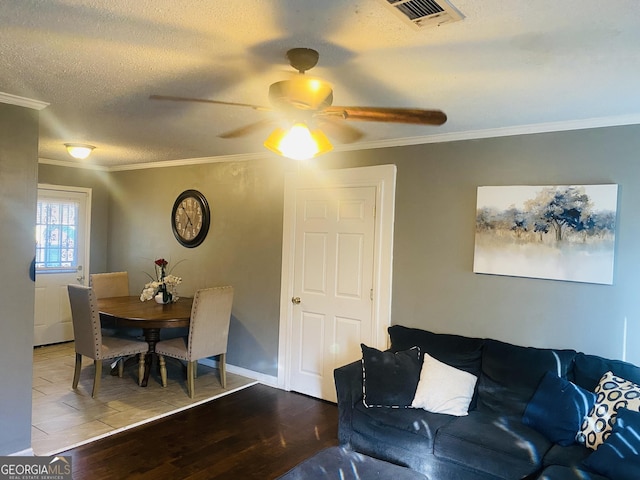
317, 117, 364, 144
150, 94, 270, 111
323, 106, 447, 126
218, 119, 275, 139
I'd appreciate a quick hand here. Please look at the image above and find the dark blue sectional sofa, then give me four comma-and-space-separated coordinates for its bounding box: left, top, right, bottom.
334, 325, 640, 480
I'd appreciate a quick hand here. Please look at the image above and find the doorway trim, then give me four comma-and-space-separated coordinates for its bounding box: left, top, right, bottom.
277, 164, 397, 391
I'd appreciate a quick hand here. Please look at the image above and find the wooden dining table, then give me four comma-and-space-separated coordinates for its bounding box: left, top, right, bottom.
97, 296, 193, 387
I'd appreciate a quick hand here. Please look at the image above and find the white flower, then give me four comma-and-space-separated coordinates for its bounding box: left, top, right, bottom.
140, 259, 184, 302
163, 274, 182, 287
140, 281, 162, 301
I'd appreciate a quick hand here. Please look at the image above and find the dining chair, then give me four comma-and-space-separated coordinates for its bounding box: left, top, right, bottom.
156, 286, 234, 398
67, 284, 149, 398
90, 271, 144, 339
89, 271, 129, 299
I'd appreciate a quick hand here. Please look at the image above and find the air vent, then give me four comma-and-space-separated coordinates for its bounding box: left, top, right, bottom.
383, 0, 464, 28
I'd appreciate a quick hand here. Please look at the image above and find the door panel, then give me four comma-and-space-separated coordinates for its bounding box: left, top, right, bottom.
334, 316, 362, 370
302, 233, 327, 293
34, 185, 90, 346
34, 282, 74, 346
290, 186, 376, 401
336, 233, 364, 297
300, 312, 324, 378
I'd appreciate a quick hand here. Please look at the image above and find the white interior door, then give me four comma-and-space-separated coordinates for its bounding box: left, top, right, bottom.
34, 185, 91, 346
278, 165, 397, 402
288, 186, 376, 401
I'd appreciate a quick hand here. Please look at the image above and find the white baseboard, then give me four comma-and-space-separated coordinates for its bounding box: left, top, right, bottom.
198, 358, 279, 387
10, 447, 34, 456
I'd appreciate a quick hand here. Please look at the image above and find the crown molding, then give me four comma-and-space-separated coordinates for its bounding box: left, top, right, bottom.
337, 113, 640, 153
38, 152, 267, 172
107, 151, 269, 171
38, 157, 110, 171
38, 113, 640, 171
0, 92, 49, 110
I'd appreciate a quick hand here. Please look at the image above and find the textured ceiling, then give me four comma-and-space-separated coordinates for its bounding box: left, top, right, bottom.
1, 0, 640, 168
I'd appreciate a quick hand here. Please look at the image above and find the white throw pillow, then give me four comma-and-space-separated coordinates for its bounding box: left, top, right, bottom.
411, 353, 478, 416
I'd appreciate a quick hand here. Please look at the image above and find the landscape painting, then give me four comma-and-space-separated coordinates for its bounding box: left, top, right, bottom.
473, 184, 618, 284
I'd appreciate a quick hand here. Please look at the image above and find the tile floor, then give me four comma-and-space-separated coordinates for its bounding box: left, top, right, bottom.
31, 341, 256, 456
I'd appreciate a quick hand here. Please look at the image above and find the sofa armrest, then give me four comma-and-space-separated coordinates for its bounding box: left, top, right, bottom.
334, 359, 363, 445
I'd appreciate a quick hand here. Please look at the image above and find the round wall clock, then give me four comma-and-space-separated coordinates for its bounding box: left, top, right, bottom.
171, 189, 210, 248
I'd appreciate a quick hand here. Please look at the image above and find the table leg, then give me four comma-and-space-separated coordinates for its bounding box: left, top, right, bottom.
141, 328, 161, 387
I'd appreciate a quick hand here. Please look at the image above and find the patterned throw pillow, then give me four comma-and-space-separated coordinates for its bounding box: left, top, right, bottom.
578, 371, 640, 449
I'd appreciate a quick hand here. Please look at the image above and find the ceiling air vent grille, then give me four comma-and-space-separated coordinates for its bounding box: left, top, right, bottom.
384, 0, 464, 28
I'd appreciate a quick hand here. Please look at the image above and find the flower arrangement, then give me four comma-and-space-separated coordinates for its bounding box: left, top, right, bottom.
140, 258, 183, 303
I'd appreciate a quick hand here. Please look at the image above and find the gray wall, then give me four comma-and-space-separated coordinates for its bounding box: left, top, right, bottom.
37, 124, 640, 380
320, 126, 640, 365
0, 103, 38, 455
107, 158, 287, 376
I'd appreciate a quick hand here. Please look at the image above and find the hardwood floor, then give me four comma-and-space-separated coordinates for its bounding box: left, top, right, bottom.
61, 383, 339, 479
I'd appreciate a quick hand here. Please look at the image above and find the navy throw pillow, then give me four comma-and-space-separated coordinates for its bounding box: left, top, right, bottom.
522, 371, 596, 446
583, 407, 640, 480
361, 344, 421, 408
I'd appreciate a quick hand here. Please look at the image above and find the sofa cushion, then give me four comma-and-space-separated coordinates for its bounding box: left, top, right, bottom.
573, 352, 640, 391
582, 407, 640, 480
412, 353, 477, 416
352, 401, 455, 452
389, 326, 484, 409
536, 465, 609, 480
522, 371, 596, 446
388, 325, 483, 377
477, 339, 577, 418
361, 344, 421, 408
541, 443, 592, 471
578, 371, 640, 449
433, 410, 551, 479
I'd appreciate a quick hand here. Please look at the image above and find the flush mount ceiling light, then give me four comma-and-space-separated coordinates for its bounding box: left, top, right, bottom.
64, 143, 95, 159
264, 122, 333, 161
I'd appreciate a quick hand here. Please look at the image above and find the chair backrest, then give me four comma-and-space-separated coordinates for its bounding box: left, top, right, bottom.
90, 271, 129, 299
67, 284, 102, 360
188, 286, 234, 361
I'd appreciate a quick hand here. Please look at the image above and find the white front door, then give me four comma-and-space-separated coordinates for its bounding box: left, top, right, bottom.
34, 185, 91, 346
278, 165, 397, 403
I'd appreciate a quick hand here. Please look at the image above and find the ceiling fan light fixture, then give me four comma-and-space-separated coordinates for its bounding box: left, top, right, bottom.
64, 143, 95, 159
264, 123, 333, 161
268, 78, 334, 111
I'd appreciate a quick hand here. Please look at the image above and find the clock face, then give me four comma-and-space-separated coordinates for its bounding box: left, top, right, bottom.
171, 190, 210, 248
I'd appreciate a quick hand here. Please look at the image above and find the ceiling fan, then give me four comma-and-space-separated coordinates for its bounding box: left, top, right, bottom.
150, 48, 447, 159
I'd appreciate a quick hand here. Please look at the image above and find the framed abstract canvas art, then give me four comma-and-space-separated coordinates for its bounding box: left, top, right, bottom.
473, 184, 618, 284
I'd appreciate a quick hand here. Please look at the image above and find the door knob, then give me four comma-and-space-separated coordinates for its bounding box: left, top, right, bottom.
291, 296, 301, 305
76, 265, 84, 283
